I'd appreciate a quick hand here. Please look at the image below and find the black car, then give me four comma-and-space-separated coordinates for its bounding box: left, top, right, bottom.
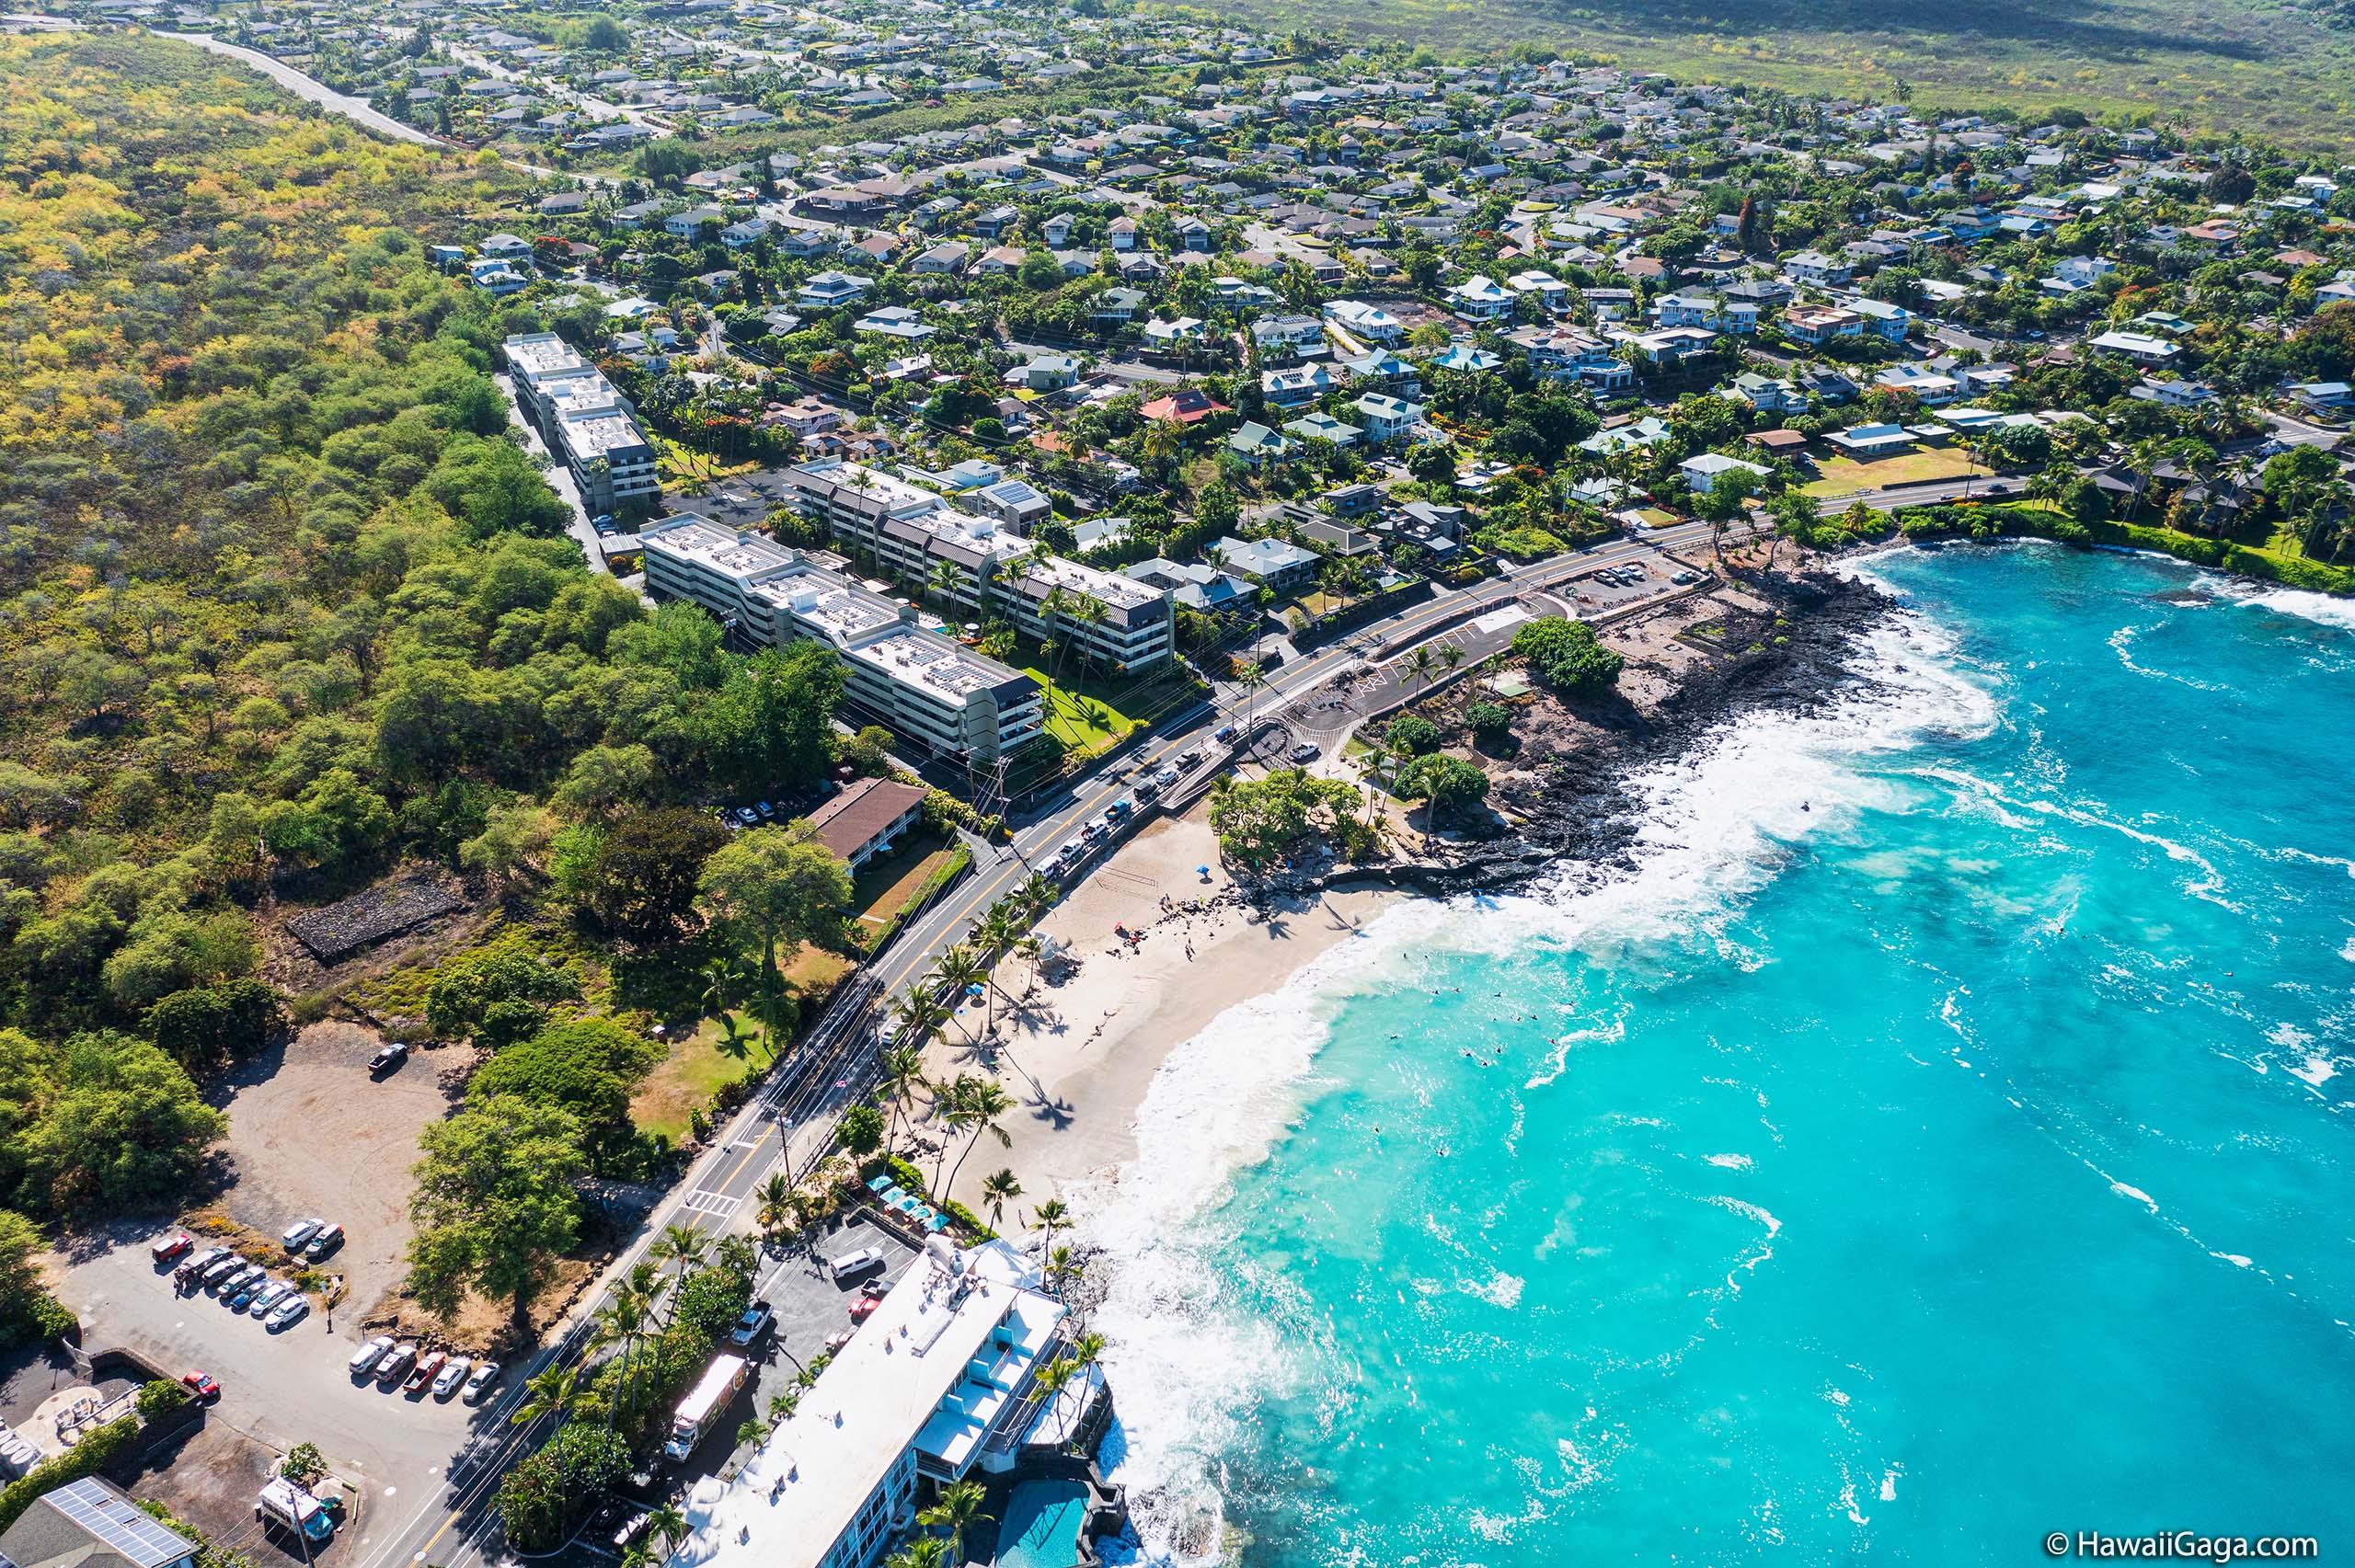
368, 1042, 409, 1077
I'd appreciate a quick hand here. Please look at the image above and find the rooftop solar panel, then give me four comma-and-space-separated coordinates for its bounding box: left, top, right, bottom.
46, 1480, 192, 1568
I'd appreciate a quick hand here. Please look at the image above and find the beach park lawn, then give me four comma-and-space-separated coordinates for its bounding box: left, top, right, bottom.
1634, 506, 1682, 529
1024, 668, 1135, 755
630, 944, 854, 1141
1803, 448, 1988, 497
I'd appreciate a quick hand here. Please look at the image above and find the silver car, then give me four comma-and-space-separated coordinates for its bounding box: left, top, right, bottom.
266, 1296, 308, 1331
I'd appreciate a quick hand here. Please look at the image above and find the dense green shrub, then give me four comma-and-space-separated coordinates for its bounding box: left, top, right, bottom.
1511, 617, 1625, 694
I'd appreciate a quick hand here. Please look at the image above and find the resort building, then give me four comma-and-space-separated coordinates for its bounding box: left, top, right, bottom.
662, 1242, 1071, 1568
780, 462, 1175, 673
639, 515, 1044, 761
500, 332, 660, 515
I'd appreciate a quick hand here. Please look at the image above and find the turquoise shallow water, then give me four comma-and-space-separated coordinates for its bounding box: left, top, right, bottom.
1093, 544, 2355, 1564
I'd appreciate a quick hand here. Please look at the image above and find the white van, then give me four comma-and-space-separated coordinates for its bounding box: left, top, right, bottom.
828, 1247, 885, 1283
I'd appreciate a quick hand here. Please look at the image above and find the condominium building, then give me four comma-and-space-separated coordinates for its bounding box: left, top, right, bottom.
640, 515, 1043, 761
782, 461, 1174, 673
662, 1242, 1070, 1568
501, 332, 660, 515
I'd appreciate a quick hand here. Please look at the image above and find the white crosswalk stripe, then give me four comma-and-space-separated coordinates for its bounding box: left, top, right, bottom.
681, 1189, 740, 1219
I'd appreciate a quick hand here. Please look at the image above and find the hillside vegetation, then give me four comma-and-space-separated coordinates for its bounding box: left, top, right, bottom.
0, 34, 846, 1100
1212, 0, 2355, 145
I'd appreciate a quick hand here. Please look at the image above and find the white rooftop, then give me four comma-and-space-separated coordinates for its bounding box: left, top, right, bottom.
665, 1244, 1062, 1568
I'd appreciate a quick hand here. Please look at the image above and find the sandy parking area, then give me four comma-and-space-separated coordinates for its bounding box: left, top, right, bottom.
213, 1021, 454, 1318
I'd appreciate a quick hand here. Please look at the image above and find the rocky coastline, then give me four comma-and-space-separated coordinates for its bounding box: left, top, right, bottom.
1255, 566, 1899, 905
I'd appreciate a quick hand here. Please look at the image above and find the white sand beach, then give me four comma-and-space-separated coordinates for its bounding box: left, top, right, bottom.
913, 805, 1396, 1219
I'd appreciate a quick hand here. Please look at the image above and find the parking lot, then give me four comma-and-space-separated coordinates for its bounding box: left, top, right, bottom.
668, 1216, 918, 1480
40, 1021, 488, 1559
52, 1232, 505, 1539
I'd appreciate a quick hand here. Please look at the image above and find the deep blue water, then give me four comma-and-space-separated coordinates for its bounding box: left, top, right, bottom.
1093, 544, 2355, 1564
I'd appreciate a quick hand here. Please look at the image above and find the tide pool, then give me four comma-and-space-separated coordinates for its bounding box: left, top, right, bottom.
1089, 544, 2355, 1564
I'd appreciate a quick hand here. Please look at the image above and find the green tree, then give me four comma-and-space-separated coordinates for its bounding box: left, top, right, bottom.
583, 807, 729, 945
468, 1020, 659, 1171
836, 1104, 886, 1157
695, 823, 853, 982
142, 979, 284, 1069
406, 1094, 586, 1325
11, 1032, 227, 1216
1511, 616, 1624, 694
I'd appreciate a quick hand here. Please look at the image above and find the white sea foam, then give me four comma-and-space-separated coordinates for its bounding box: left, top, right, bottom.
2230, 584, 2355, 633
1086, 602, 1998, 1562
1706, 1152, 1755, 1171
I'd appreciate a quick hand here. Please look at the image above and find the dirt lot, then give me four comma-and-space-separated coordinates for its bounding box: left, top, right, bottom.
113, 1419, 361, 1565
210, 1022, 454, 1322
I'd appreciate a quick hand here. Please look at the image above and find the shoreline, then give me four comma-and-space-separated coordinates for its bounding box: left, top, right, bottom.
923, 810, 1400, 1215
918, 567, 1901, 1224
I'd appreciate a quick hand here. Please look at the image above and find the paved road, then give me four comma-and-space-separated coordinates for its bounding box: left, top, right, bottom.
158, 33, 436, 145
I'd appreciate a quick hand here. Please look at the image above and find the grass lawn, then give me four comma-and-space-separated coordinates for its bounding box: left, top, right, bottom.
851, 831, 958, 929
629, 944, 855, 1141
1024, 669, 1134, 754
1804, 449, 1989, 497
1635, 507, 1682, 528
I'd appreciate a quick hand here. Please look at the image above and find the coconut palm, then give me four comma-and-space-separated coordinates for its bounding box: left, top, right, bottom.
946, 1077, 1016, 1196
1404, 645, 1439, 700
1031, 1197, 1070, 1250
753, 1171, 796, 1244
1013, 934, 1044, 990
1016, 873, 1059, 923
887, 1539, 950, 1568
1235, 658, 1266, 726
642, 1504, 689, 1556
1068, 1330, 1107, 1369
1044, 1242, 1085, 1300
933, 944, 990, 1041
981, 1167, 1023, 1230
917, 1480, 993, 1563
1356, 740, 1392, 827
1437, 642, 1464, 678
510, 1362, 583, 1428
878, 1043, 928, 1150
595, 1281, 654, 1426
926, 558, 964, 614
699, 957, 746, 1033
651, 1221, 711, 1279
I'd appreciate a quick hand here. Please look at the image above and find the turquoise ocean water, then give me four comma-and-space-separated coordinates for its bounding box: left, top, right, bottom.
1086, 544, 2355, 1564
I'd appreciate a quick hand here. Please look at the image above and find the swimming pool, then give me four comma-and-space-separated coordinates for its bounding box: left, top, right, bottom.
991, 1480, 1087, 1568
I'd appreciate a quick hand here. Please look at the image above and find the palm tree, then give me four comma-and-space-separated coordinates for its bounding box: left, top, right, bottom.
651, 1221, 711, 1280
1044, 1242, 1085, 1300
887, 1539, 950, 1568
878, 1043, 928, 1151
1404, 645, 1439, 701
981, 1167, 1023, 1230
891, 989, 952, 1064
933, 945, 989, 1041
1016, 873, 1059, 923
753, 1171, 796, 1243
596, 1278, 654, 1426
1437, 643, 1464, 680
917, 1480, 993, 1564
699, 956, 744, 1034
926, 558, 964, 614
510, 1363, 583, 1428
1067, 1330, 1107, 1369
642, 1504, 689, 1557
1356, 739, 1392, 827
1013, 934, 1044, 990
1031, 1197, 1070, 1250
1235, 658, 1266, 727
946, 1077, 1016, 1196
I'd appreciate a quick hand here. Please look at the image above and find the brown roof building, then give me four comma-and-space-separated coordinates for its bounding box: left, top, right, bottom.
806, 777, 930, 868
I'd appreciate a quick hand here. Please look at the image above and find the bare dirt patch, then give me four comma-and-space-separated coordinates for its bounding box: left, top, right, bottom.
112, 1419, 359, 1564
205, 1022, 454, 1323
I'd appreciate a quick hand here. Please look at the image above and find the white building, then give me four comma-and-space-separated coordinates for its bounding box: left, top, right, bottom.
640, 517, 1044, 761
501, 333, 659, 515
662, 1242, 1068, 1568
783, 462, 1174, 673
